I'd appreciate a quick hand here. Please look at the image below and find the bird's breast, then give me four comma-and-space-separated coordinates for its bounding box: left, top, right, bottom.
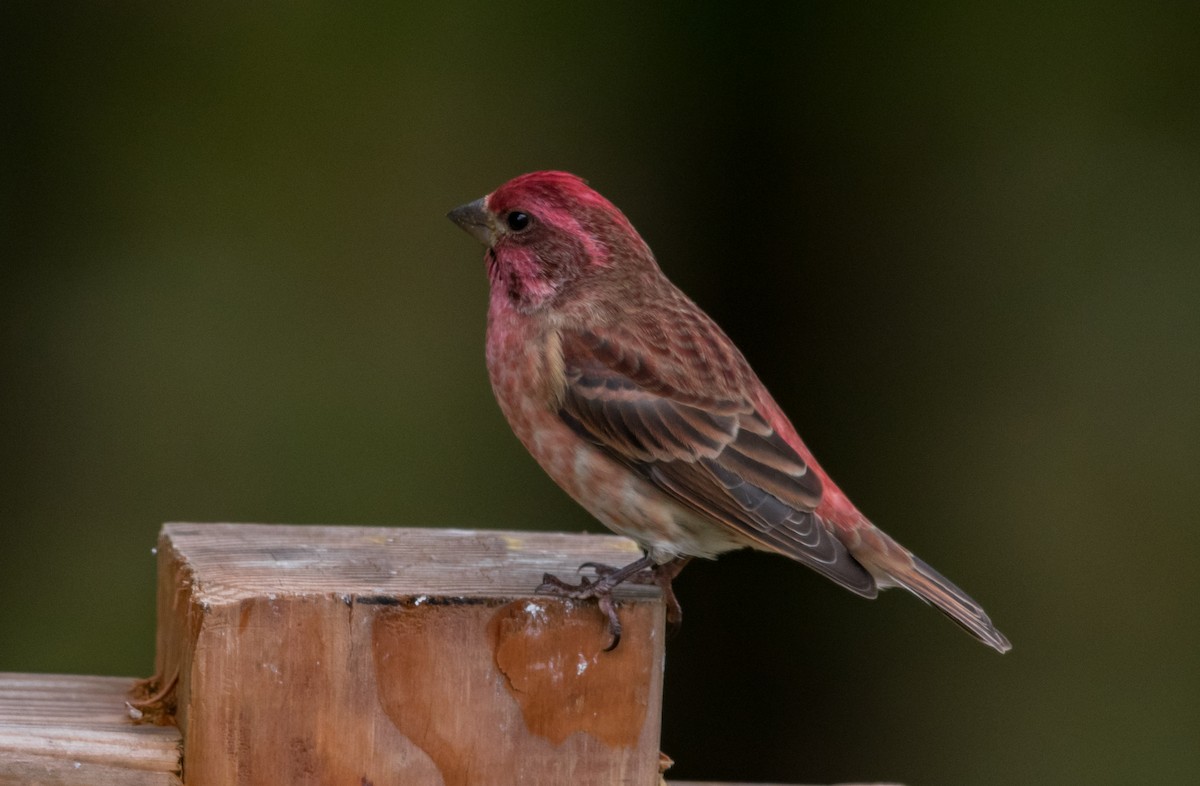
484, 299, 745, 562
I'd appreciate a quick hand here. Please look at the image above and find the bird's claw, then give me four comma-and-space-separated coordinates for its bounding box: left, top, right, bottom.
536, 570, 623, 650
650, 556, 690, 635
577, 561, 616, 577
536, 555, 690, 651
663, 592, 683, 636
597, 592, 622, 651
536, 571, 596, 597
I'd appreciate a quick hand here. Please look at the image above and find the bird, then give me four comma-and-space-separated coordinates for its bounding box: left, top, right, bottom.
448, 171, 1010, 654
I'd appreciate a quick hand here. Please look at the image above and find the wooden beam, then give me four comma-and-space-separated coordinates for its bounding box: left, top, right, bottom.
145, 523, 665, 786
0, 673, 181, 785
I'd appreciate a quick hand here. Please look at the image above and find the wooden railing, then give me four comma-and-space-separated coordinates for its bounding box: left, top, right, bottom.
0, 523, 898, 786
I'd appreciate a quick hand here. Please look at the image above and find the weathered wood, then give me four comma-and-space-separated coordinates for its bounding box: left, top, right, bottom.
0, 669, 862, 786
148, 523, 665, 786
0, 673, 181, 786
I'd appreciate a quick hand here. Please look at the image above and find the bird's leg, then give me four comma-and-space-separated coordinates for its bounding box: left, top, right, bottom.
536, 553, 657, 651
652, 556, 692, 634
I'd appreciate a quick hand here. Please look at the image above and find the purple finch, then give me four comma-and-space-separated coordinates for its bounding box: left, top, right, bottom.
449, 171, 1010, 653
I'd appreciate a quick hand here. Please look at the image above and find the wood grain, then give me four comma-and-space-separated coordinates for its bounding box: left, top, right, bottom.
0, 673, 181, 786
151, 523, 665, 786
0, 523, 892, 785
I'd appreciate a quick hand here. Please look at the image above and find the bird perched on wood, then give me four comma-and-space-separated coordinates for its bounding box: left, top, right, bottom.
448, 171, 1010, 654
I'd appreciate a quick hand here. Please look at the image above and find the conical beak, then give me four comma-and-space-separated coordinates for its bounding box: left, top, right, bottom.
447, 197, 494, 246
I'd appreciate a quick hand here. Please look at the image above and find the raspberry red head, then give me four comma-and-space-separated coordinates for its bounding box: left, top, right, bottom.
448, 171, 652, 311
487, 171, 637, 241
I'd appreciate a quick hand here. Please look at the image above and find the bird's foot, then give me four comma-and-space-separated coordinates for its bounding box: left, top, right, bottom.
536, 570, 625, 651
536, 553, 657, 651
577, 557, 691, 633
535, 554, 694, 649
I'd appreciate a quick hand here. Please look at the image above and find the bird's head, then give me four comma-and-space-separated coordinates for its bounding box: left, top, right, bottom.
448, 171, 653, 312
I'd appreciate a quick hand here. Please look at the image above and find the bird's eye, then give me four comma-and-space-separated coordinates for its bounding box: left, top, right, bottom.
506, 211, 531, 232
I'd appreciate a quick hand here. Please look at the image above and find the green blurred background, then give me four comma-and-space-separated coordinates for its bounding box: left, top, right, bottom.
3, 3, 1198, 784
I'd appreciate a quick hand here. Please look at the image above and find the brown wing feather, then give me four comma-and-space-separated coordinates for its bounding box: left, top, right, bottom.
559, 326, 876, 597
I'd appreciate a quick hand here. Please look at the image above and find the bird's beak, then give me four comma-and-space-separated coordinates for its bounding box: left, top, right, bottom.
447, 197, 495, 247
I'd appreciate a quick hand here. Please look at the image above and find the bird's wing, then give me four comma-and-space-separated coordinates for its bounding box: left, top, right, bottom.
557, 325, 877, 596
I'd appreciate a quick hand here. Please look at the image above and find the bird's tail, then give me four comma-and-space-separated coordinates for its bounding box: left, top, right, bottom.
882, 552, 1012, 653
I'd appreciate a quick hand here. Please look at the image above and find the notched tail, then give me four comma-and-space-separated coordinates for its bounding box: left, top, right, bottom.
888, 555, 1012, 654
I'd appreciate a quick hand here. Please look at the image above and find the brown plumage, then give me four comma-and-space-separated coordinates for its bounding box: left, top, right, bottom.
449, 171, 1010, 653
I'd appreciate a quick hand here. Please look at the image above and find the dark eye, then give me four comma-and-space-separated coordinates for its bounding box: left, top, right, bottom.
506, 211, 530, 232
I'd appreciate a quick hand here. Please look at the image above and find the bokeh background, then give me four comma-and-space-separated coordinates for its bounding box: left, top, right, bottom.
3, 3, 1198, 784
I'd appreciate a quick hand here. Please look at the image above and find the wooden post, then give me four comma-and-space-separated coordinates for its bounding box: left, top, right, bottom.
145, 523, 665, 786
